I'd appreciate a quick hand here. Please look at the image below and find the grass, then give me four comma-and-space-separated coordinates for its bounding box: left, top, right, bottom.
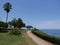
32, 29, 60, 45
0, 30, 37, 45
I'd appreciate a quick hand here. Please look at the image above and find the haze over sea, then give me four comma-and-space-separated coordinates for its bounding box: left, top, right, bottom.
41, 29, 60, 38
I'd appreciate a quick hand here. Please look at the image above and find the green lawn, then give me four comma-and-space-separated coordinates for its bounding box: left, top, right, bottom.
0, 30, 37, 45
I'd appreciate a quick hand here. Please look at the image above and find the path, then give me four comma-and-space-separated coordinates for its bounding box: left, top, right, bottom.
27, 31, 54, 45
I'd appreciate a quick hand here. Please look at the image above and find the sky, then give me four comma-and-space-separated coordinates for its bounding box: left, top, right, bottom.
0, 0, 60, 29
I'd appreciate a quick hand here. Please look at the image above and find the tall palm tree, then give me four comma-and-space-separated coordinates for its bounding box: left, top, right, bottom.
3, 2, 12, 23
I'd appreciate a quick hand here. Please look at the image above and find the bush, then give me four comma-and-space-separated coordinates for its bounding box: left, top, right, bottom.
32, 29, 60, 45
9, 28, 21, 35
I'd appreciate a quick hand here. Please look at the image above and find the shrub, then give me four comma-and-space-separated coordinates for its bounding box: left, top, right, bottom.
9, 28, 21, 35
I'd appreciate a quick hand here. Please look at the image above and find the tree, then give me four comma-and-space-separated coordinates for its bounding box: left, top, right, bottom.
10, 18, 25, 29
17, 18, 25, 29
0, 21, 8, 28
8, 21, 12, 26
0, 21, 4, 27
11, 18, 17, 28
26, 25, 33, 30
3, 2, 12, 23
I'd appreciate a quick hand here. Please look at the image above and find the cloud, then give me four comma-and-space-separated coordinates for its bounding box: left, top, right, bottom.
35, 20, 60, 29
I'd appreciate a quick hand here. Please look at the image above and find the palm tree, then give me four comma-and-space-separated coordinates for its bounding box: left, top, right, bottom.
3, 2, 12, 23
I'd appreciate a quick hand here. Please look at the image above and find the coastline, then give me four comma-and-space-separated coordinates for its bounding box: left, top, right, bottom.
32, 29, 60, 45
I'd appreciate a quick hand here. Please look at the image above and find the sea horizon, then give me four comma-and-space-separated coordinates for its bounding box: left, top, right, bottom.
40, 29, 60, 38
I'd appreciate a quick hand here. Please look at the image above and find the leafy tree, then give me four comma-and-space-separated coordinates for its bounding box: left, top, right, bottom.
17, 18, 25, 29
10, 18, 25, 29
8, 21, 11, 24
3, 2, 12, 23
4, 23, 8, 28
0, 21, 8, 28
26, 25, 33, 30
0, 21, 5, 27
8, 21, 12, 26
11, 18, 17, 28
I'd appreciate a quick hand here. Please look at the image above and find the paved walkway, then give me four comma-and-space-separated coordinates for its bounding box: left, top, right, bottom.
27, 31, 54, 45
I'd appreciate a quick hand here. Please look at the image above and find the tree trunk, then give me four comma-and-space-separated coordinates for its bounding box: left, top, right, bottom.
6, 13, 8, 23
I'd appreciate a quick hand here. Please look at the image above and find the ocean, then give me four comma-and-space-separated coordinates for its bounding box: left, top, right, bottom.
41, 29, 60, 38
